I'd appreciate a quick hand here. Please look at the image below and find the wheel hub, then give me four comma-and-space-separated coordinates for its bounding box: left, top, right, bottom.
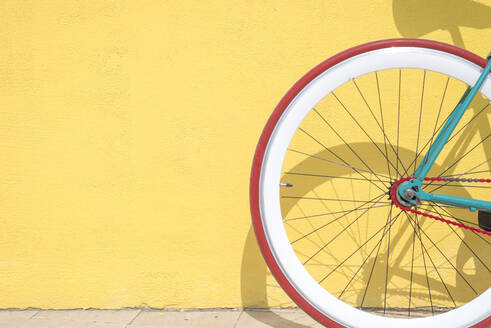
389, 180, 420, 208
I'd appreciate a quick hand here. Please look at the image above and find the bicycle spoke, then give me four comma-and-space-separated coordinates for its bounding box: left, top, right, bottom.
284, 204, 391, 222
288, 148, 389, 193
426, 76, 450, 161
405, 97, 477, 174
417, 213, 434, 316
413, 70, 426, 173
441, 169, 491, 177
384, 205, 393, 315
405, 213, 479, 295
281, 196, 390, 203
424, 159, 490, 196
331, 91, 405, 179
360, 206, 393, 308
408, 214, 416, 317
375, 72, 392, 180
427, 138, 490, 193
396, 69, 401, 179
386, 81, 488, 184
285, 213, 359, 277
327, 210, 402, 290
435, 134, 490, 179
429, 204, 490, 272
419, 206, 486, 229
302, 195, 385, 264
312, 108, 392, 187
352, 78, 408, 178
297, 125, 392, 189
445, 102, 490, 146
284, 171, 391, 183
290, 193, 386, 244
433, 159, 491, 190
404, 212, 456, 309
429, 203, 491, 245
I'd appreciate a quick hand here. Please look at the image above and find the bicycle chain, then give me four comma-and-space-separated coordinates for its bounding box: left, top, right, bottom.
390, 177, 491, 236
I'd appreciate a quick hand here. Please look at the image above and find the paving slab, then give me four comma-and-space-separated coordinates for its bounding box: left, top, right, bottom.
24, 309, 140, 328
0, 308, 325, 328
21, 321, 127, 328
0, 310, 38, 328
237, 309, 321, 328
128, 310, 242, 328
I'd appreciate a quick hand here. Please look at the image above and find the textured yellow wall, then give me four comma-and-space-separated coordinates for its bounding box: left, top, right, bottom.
0, 0, 489, 309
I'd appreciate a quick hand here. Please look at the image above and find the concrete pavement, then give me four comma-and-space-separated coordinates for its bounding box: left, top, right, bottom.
0, 308, 322, 328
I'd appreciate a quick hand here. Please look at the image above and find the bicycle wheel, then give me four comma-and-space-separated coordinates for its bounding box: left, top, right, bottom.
250, 39, 491, 327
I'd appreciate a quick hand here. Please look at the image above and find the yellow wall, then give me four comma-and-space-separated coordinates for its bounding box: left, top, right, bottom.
0, 0, 489, 309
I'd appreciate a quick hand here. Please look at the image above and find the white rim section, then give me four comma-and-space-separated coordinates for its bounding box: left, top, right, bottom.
259, 47, 491, 328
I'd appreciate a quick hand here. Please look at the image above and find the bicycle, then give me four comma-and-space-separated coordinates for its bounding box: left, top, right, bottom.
249, 39, 491, 327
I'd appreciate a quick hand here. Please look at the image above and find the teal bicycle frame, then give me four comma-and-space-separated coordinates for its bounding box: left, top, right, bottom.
398, 55, 491, 212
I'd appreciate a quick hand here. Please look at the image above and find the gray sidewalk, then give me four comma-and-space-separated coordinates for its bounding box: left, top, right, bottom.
0, 308, 322, 328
